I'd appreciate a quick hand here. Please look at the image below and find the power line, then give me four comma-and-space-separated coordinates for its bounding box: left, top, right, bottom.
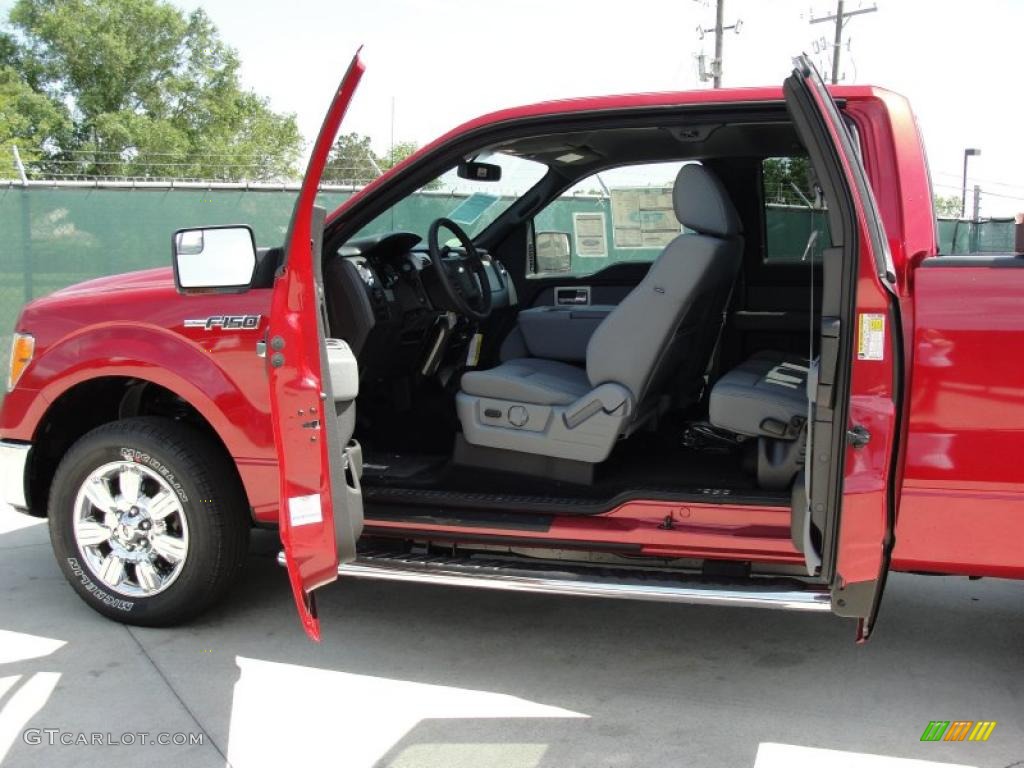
933, 181, 1024, 203
933, 170, 1024, 191
975, 190, 1024, 202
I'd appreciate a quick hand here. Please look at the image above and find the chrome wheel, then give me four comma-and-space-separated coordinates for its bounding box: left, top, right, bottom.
72, 461, 190, 597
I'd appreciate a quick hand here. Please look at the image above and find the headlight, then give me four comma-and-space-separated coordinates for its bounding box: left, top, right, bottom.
7, 333, 35, 392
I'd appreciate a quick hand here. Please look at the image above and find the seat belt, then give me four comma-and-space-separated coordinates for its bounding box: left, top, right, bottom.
704, 265, 741, 385
800, 227, 822, 576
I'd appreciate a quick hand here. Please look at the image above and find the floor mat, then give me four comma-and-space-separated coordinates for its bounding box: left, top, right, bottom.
362, 452, 447, 481
361, 435, 784, 511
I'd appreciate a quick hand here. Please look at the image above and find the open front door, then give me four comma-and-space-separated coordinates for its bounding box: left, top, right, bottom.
268, 51, 366, 641
783, 56, 901, 641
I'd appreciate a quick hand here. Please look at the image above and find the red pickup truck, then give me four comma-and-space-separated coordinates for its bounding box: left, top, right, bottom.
2, 54, 1020, 642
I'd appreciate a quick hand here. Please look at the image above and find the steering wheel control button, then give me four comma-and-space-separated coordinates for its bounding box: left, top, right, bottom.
508, 406, 529, 427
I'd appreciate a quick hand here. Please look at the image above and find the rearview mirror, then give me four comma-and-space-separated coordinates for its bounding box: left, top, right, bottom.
535, 231, 572, 274
457, 160, 502, 182
172, 225, 257, 292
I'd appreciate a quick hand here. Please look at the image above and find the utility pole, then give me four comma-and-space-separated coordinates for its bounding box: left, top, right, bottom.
810, 1, 878, 84
713, 0, 724, 88
696, 0, 742, 88
829, 1, 844, 86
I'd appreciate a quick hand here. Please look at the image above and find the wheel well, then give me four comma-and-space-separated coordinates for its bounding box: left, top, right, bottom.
27, 377, 249, 519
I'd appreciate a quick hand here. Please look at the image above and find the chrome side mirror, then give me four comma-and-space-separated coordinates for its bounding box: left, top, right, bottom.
172, 225, 257, 292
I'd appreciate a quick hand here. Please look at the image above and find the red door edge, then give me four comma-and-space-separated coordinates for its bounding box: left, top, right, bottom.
789, 55, 901, 641
268, 50, 366, 641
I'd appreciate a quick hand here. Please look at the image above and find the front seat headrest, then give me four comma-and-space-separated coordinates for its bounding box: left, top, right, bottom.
672, 164, 742, 238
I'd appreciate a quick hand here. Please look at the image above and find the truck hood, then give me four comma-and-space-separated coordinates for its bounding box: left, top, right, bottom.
15, 263, 270, 366
18, 267, 180, 340
45, 267, 175, 299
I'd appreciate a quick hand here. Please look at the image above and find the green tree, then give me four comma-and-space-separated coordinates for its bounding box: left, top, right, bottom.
3, 0, 301, 180
0, 65, 71, 168
381, 140, 444, 190
933, 194, 962, 218
323, 135, 446, 189
380, 140, 418, 171
762, 156, 814, 206
323, 132, 379, 185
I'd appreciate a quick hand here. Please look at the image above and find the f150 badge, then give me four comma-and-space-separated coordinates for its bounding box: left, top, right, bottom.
184, 314, 262, 331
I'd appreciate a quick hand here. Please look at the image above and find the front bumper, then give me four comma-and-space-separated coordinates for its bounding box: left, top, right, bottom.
0, 441, 31, 511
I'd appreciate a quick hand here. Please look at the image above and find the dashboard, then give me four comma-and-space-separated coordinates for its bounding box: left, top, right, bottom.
325, 231, 514, 379
338, 232, 513, 323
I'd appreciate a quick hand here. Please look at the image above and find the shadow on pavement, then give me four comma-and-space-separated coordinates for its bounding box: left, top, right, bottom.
2, 518, 1022, 768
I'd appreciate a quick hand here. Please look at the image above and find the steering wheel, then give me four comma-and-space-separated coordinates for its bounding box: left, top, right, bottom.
427, 217, 493, 322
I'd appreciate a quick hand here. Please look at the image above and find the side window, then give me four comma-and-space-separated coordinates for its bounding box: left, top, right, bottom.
529, 161, 695, 279
762, 156, 830, 264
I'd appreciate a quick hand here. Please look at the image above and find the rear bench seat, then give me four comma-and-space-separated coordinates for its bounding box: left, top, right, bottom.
709, 351, 810, 490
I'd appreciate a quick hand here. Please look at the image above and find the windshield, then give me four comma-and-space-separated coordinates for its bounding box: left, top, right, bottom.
350, 152, 547, 242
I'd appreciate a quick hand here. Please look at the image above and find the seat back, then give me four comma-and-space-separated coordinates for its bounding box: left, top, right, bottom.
586, 164, 743, 411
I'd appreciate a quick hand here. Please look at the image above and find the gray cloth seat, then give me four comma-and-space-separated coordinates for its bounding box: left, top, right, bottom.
709, 351, 809, 439
461, 358, 591, 406
456, 164, 744, 465
709, 350, 811, 491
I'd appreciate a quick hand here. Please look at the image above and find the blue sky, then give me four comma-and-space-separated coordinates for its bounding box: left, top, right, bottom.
5, 0, 1023, 215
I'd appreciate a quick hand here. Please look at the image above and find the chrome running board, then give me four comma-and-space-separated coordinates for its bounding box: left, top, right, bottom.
277, 550, 831, 612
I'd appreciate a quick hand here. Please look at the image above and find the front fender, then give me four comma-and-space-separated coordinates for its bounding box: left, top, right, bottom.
7, 322, 279, 517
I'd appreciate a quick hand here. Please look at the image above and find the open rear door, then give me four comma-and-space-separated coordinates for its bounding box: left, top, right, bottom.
783, 56, 901, 641
267, 51, 366, 641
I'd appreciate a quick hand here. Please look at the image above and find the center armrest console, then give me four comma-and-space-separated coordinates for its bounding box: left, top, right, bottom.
513, 305, 615, 363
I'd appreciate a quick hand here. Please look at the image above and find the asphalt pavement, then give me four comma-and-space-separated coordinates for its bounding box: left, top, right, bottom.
1, 503, 1021, 768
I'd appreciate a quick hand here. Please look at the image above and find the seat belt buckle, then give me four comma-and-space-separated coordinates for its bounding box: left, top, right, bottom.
465, 333, 483, 368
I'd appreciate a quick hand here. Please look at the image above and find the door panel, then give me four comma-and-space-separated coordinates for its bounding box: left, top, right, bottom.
268, 52, 365, 641
526, 262, 651, 308
784, 56, 900, 641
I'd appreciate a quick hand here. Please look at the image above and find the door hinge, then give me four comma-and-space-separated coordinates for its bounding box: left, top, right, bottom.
846, 424, 871, 448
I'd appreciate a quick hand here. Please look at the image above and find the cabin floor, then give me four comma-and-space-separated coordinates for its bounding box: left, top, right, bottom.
359, 413, 788, 512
